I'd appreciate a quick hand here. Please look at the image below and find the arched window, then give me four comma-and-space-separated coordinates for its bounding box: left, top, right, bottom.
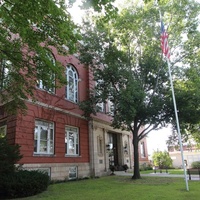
66, 65, 78, 103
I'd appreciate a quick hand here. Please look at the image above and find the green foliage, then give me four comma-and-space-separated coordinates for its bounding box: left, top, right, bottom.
0, 0, 78, 113
0, 138, 49, 199
79, 0, 200, 179
167, 62, 200, 145
191, 161, 200, 169
171, 65, 200, 144
81, 0, 118, 19
79, 5, 173, 130
0, 170, 50, 198
0, 0, 116, 114
140, 163, 152, 171
152, 150, 172, 168
0, 137, 23, 175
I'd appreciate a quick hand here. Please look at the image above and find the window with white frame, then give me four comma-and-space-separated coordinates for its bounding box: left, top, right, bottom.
95, 80, 105, 112
66, 65, 78, 103
65, 126, 79, 156
34, 120, 54, 154
96, 102, 105, 112
0, 59, 12, 90
36, 52, 56, 93
0, 125, 7, 138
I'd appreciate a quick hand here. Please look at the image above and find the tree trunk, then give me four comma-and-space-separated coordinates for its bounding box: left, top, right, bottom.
132, 133, 141, 179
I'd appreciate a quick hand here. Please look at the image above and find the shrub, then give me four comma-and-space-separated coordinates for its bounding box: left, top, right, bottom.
0, 137, 22, 175
146, 166, 153, 170
122, 164, 129, 172
109, 165, 116, 175
191, 161, 200, 169
0, 170, 50, 198
152, 150, 172, 169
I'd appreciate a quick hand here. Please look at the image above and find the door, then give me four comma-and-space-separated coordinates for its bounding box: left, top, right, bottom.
108, 133, 119, 167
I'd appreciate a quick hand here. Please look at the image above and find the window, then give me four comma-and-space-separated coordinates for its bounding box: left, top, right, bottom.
36, 52, 56, 93
65, 126, 79, 156
0, 59, 12, 90
96, 102, 105, 112
140, 141, 146, 158
66, 65, 78, 103
95, 80, 105, 112
68, 166, 78, 180
0, 125, 7, 138
34, 120, 54, 154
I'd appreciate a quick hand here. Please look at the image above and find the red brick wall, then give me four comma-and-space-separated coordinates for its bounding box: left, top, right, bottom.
139, 137, 149, 162
16, 103, 89, 164
33, 50, 89, 116
13, 51, 90, 165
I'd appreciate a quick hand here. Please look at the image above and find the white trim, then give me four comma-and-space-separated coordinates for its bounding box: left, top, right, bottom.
66, 65, 78, 103
34, 120, 54, 155
65, 126, 79, 156
25, 99, 85, 119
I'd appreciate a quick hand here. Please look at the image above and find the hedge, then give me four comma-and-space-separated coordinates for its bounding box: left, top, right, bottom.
0, 170, 50, 199
191, 161, 200, 169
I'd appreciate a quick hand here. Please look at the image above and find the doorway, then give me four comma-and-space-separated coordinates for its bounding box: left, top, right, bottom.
108, 133, 119, 167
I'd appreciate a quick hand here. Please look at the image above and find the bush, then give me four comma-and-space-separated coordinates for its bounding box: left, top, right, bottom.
191, 161, 200, 169
122, 164, 129, 171
0, 137, 22, 175
152, 150, 172, 169
0, 170, 50, 198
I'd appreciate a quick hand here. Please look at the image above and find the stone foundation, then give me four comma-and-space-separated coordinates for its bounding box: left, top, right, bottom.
20, 163, 90, 180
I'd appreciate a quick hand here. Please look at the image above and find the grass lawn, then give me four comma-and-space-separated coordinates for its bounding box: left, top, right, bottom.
16, 176, 200, 200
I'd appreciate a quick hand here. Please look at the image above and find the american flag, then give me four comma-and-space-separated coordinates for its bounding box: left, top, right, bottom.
160, 21, 170, 59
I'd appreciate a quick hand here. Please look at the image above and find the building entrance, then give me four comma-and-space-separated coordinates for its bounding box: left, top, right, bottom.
108, 133, 119, 167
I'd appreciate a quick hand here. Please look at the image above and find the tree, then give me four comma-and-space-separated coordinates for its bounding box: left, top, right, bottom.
177, 63, 200, 142
166, 53, 200, 146
0, 0, 116, 114
152, 150, 172, 169
78, 0, 200, 179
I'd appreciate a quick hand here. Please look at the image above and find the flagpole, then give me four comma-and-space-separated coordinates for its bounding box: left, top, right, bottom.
166, 58, 189, 191
155, 0, 189, 191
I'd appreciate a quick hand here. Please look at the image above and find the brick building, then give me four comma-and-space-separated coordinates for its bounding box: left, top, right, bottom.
0, 47, 148, 180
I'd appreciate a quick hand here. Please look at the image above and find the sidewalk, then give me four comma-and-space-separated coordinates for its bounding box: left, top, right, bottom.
114, 171, 200, 181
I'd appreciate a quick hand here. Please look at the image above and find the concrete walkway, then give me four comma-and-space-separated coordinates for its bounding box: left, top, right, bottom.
114, 171, 200, 181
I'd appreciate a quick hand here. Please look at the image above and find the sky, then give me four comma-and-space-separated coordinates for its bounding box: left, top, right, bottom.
68, 2, 84, 24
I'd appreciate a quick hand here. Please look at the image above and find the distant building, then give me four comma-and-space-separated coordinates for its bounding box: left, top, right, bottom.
168, 142, 200, 168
